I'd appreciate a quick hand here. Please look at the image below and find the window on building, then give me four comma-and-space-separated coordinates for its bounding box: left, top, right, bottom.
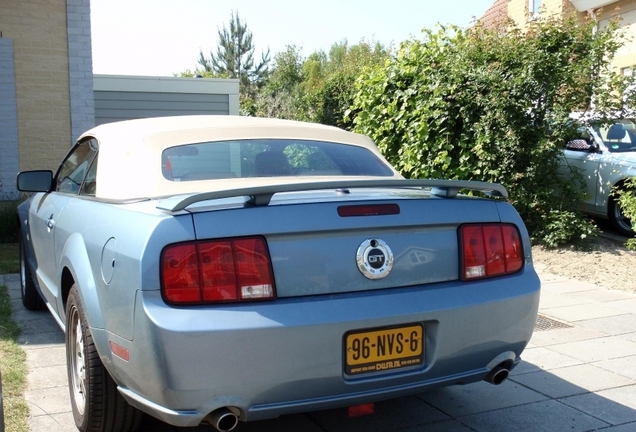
528, 0, 542, 17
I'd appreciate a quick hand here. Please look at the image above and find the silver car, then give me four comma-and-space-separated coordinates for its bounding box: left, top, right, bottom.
17, 116, 540, 432
564, 118, 636, 236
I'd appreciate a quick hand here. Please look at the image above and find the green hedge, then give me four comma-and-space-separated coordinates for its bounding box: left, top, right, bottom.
349, 16, 632, 246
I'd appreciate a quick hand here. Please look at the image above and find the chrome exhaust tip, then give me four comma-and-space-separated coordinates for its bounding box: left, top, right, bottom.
205, 407, 239, 432
484, 365, 509, 385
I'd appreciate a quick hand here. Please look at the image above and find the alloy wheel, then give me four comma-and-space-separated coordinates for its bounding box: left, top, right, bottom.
69, 307, 86, 416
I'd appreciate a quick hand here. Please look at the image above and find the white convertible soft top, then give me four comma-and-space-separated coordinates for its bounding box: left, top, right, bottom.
79, 116, 398, 200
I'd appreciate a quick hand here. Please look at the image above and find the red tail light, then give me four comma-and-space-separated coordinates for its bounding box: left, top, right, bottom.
460, 224, 524, 280
161, 236, 275, 304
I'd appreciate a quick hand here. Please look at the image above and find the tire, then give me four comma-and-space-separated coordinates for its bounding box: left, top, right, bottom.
608, 195, 634, 237
66, 286, 143, 432
19, 234, 45, 311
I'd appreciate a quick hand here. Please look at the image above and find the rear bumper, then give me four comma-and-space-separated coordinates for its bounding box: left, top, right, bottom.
95, 269, 540, 427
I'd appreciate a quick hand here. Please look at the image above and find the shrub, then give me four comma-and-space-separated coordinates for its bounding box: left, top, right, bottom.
350, 16, 624, 246
0, 200, 20, 243
614, 177, 636, 249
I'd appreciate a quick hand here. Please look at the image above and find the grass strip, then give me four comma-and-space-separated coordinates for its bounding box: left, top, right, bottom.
0, 283, 29, 432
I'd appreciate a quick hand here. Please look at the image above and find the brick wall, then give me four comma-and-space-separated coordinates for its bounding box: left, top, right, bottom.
1, 0, 72, 171
0, 0, 94, 176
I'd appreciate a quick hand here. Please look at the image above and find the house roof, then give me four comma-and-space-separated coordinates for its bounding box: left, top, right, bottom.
479, 0, 509, 29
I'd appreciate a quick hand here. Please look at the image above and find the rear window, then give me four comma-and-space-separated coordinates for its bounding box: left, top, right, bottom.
161, 139, 394, 181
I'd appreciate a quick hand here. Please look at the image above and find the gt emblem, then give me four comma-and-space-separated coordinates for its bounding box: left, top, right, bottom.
356, 239, 394, 280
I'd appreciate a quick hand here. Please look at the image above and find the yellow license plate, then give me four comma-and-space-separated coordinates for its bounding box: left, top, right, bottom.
344, 324, 424, 375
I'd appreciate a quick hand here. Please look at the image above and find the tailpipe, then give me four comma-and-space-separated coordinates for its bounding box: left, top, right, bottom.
484, 365, 509, 385
205, 407, 239, 432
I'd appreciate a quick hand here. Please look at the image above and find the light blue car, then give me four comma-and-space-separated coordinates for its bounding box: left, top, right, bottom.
17, 116, 540, 432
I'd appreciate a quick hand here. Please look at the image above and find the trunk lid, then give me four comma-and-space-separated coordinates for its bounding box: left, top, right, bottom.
189, 189, 502, 297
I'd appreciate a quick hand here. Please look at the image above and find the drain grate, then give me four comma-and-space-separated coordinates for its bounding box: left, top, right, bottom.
534, 314, 573, 332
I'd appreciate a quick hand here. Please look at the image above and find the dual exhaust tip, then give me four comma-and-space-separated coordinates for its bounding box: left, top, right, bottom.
206, 365, 510, 430
484, 365, 510, 385
205, 407, 239, 432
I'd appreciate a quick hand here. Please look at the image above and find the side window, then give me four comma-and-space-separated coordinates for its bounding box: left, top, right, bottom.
79, 153, 98, 196
56, 138, 98, 194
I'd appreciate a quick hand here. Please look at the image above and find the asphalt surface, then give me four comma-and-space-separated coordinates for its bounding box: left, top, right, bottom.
3, 271, 636, 432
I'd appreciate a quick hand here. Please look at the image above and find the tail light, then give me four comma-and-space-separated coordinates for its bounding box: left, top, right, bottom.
460, 224, 523, 280
161, 236, 276, 305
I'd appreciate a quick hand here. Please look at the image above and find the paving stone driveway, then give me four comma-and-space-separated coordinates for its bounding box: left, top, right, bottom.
4, 272, 635, 432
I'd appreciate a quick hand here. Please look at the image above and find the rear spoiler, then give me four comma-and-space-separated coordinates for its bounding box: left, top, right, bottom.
156, 179, 508, 212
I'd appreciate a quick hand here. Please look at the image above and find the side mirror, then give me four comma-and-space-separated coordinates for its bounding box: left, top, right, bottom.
17, 170, 53, 192
565, 139, 593, 152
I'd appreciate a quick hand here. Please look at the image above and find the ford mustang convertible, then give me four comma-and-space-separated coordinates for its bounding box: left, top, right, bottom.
16, 116, 540, 432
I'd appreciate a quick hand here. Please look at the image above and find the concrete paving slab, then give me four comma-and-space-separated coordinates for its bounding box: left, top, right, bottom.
567, 288, 636, 303
307, 396, 449, 432
624, 332, 636, 343
26, 345, 66, 368
536, 273, 570, 284
231, 413, 326, 432
537, 292, 591, 309
30, 413, 77, 432
595, 356, 636, 381
9, 306, 50, 323
546, 335, 636, 362
458, 400, 609, 432
18, 329, 65, 348
541, 303, 627, 322
27, 364, 69, 389
25, 386, 72, 415
574, 314, 636, 336
26, 400, 46, 417
510, 364, 635, 398
18, 316, 60, 335
599, 423, 636, 431
539, 279, 600, 294
416, 381, 547, 417
510, 346, 582, 375
529, 326, 607, 347
560, 384, 636, 425
395, 420, 476, 432
604, 298, 636, 313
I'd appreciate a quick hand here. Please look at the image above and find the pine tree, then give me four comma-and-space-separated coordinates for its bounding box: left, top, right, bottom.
198, 11, 270, 89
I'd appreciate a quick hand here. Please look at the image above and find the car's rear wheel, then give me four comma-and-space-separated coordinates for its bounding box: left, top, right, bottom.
66, 286, 143, 432
19, 234, 45, 311
609, 195, 634, 237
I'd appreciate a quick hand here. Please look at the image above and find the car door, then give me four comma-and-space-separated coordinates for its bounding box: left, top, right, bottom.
28, 138, 98, 313
561, 123, 603, 213
563, 149, 601, 212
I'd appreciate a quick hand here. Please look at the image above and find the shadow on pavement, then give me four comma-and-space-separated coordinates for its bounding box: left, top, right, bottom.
6, 272, 636, 432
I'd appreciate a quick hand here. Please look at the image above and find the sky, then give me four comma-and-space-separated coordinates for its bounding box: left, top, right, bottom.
90, 0, 496, 77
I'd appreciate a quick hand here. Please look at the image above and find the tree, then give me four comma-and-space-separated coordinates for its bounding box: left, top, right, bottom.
351, 16, 627, 246
198, 10, 270, 104
252, 40, 389, 125
296, 40, 390, 127
255, 45, 305, 119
